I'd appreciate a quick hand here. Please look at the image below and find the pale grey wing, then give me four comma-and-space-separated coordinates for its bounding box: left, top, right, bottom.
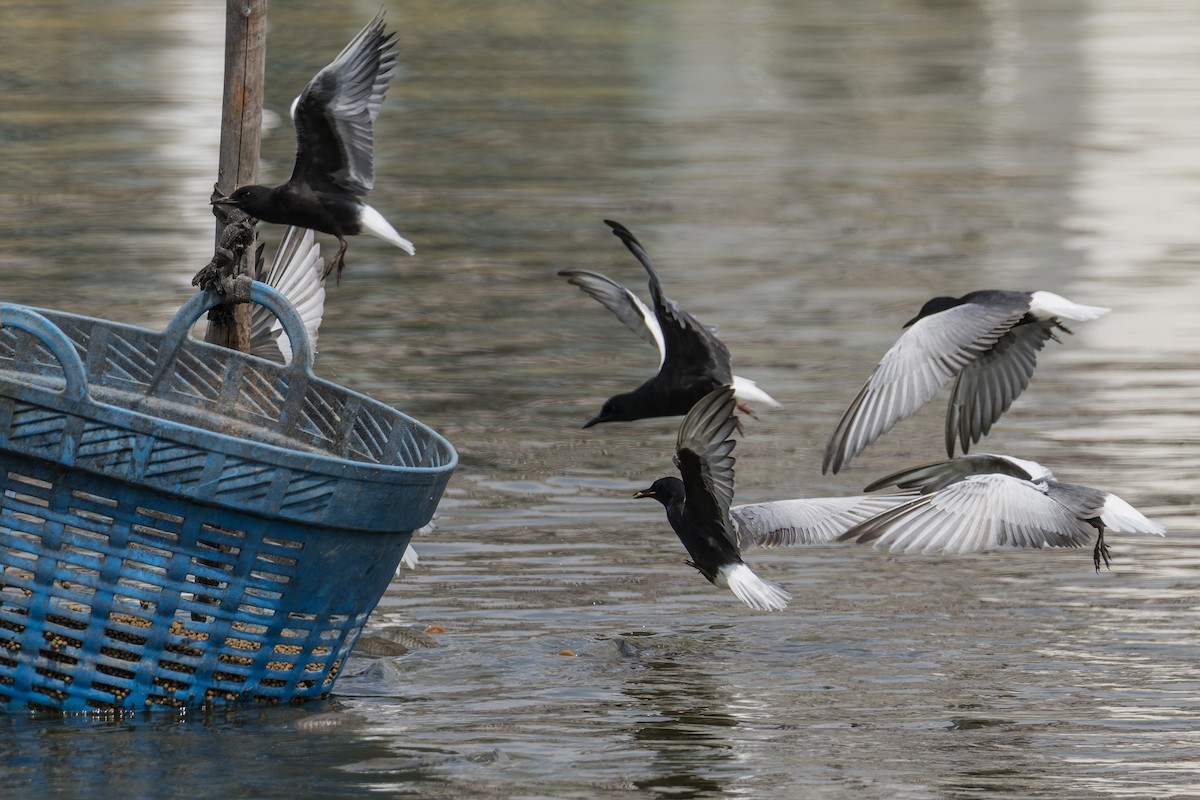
822, 302, 1026, 474
557, 269, 664, 367
945, 320, 1057, 456
862, 454, 1035, 494
731, 493, 915, 549
250, 226, 324, 367
841, 474, 1096, 554
674, 386, 739, 548
290, 12, 397, 196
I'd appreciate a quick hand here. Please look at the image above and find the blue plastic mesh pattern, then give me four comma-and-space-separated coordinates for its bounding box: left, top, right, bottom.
0, 284, 457, 713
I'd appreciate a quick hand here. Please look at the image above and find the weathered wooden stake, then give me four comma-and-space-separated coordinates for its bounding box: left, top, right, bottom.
206, 0, 269, 350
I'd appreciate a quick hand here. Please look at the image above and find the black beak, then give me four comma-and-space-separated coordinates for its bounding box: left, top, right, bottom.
211, 195, 236, 206
632, 488, 654, 499
583, 412, 610, 429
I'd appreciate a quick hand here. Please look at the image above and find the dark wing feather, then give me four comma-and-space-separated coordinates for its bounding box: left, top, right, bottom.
673, 386, 739, 548
945, 320, 1058, 455
289, 13, 398, 196
604, 220, 733, 383
862, 454, 1035, 494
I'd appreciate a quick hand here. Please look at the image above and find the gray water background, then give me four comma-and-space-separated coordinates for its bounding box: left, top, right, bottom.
0, 0, 1198, 797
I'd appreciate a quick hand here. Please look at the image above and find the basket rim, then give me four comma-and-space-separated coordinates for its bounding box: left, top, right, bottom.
4, 301, 458, 484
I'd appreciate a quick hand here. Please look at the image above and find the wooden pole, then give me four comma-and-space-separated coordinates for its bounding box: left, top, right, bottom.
206, 0, 269, 350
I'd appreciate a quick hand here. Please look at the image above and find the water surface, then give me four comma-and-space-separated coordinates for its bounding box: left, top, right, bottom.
0, 1, 1198, 797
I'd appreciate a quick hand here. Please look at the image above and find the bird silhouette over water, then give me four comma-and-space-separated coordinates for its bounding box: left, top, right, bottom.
823, 290, 1109, 474
213, 13, 414, 282
837, 453, 1165, 570
634, 386, 790, 611
560, 220, 778, 429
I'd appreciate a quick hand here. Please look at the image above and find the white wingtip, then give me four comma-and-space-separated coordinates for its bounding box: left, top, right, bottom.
1029, 291, 1110, 321
358, 204, 416, 255
720, 563, 791, 611
732, 375, 782, 409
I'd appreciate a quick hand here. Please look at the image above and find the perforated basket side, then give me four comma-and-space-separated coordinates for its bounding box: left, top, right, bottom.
0, 455, 409, 713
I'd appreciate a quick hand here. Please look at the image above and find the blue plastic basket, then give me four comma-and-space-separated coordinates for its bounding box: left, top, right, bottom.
0, 283, 457, 713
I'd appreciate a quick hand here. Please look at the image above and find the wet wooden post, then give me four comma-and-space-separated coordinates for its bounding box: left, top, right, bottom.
192, 0, 268, 617
206, 0, 269, 349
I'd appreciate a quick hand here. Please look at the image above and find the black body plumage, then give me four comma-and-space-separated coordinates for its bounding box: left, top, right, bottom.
212, 13, 413, 280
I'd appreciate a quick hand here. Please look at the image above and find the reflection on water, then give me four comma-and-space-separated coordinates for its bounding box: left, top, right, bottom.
1056, 1, 1200, 525
1, 0, 1199, 798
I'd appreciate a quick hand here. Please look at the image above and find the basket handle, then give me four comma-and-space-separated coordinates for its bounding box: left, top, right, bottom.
0, 305, 92, 403
150, 281, 316, 391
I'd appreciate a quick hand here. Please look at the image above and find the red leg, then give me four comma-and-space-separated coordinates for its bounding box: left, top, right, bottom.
324, 237, 350, 282
736, 401, 759, 420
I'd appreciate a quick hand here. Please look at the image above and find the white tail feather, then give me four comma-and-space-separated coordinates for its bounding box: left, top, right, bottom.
732, 375, 781, 409
1102, 494, 1166, 536
1029, 291, 1109, 321
358, 204, 416, 255
394, 544, 420, 576
719, 563, 791, 611
395, 519, 437, 575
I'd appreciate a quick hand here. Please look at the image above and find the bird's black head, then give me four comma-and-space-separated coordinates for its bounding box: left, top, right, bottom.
633, 476, 685, 508
903, 295, 964, 327
583, 393, 636, 428
212, 185, 273, 218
